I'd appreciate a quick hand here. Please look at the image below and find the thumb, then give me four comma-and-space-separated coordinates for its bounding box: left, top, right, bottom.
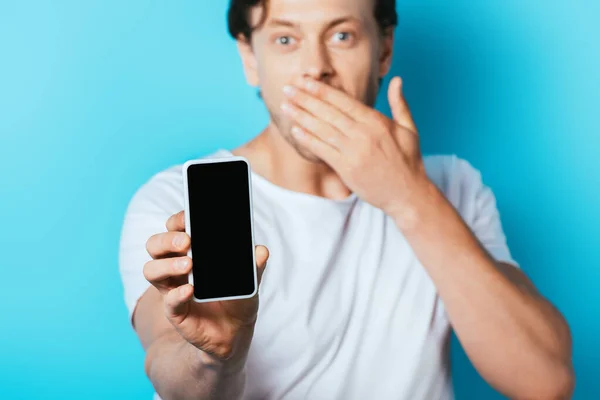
255, 245, 270, 285
164, 284, 193, 325
388, 76, 416, 132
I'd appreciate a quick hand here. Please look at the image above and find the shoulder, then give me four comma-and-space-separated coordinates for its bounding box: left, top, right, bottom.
423, 154, 491, 222
126, 163, 185, 216
120, 162, 185, 254
423, 154, 483, 193
423, 154, 519, 267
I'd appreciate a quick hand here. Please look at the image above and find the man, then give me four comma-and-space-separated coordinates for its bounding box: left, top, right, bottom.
119, 0, 575, 399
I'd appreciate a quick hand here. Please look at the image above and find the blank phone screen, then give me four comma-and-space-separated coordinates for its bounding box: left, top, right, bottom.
186, 160, 255, 300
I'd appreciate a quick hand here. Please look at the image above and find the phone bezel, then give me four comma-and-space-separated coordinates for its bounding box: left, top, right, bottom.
182, 155, 258, 303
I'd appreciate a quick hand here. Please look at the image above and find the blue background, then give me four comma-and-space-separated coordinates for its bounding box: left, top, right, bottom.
1, 1, 598, 399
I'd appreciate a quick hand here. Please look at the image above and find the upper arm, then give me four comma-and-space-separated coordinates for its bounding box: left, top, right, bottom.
454, 159, 542, 295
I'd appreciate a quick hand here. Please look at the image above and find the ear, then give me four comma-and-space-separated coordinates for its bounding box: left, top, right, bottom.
378, 27, 395, 78
236, 36, 260, 87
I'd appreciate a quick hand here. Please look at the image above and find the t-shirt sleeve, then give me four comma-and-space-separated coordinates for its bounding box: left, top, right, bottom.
118, 167, 184, 325
453, 157, 520, 269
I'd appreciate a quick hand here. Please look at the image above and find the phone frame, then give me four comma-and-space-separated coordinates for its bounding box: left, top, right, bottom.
182, 156, 258, 303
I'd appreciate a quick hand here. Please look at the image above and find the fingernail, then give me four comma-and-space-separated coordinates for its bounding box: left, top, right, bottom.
304, 79, 317, 93
291, 126, 305, 137
176, 257, 189, 271
173, 234, 186, 249
280, 102, 292, 113
180, 286, 188, 298
283, 85, 295, 96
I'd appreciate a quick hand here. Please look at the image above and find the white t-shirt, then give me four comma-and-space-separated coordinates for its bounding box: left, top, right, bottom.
119, 148, 518, 400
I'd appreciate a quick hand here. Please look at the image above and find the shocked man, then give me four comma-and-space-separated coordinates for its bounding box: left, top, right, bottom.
119, 0, 575, 399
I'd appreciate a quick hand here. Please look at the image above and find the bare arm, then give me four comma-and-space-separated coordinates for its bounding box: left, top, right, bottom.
134, 287, 252, 400
132, 210, 269, 400
392, 182, 574, 400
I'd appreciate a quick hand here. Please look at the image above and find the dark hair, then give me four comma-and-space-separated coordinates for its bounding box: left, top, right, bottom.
227, 0, 397, 41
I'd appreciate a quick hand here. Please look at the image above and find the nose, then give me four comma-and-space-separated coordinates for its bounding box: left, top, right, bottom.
300, 42, 334, 82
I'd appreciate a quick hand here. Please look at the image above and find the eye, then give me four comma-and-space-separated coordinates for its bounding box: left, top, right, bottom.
332, 31, 353, 42
275, 36, 295, 46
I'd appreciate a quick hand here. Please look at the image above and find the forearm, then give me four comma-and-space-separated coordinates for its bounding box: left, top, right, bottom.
145, 329, 253, 400
393, 182, 573, 399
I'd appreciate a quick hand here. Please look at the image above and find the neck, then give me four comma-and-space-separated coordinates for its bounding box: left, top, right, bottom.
231, 122, 352, 200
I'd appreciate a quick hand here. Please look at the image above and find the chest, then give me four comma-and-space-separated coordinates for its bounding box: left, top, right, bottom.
252, 205, 446, 355
243, 204, 451, 399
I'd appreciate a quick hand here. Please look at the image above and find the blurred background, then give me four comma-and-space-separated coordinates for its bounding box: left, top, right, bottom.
1, 0, 598, 399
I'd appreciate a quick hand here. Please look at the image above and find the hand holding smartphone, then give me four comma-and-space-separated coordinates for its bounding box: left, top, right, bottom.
142, 155, 269, 361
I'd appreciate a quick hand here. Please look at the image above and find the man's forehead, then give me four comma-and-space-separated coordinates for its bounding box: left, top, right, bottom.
249, 0, 374, 26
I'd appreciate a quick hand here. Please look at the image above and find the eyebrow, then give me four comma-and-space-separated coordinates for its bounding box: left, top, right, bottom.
266, 16, 360, 30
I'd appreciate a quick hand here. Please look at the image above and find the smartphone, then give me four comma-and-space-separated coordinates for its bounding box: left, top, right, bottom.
182, 156, 257, 303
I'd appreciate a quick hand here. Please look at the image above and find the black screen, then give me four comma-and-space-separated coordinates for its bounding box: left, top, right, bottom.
187, 160, 255, 300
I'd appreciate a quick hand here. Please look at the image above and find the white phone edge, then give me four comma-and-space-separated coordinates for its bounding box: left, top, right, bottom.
182, 155, 258, 303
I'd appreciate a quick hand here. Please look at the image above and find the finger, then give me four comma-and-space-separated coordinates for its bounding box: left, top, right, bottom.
255, 245, 270, 286
283, 85, 355, 135
164, 284, 194, 324
143, 256, 192, 294
388, 76, 417, 132
281, 101, 346, 150
299, 77, 377, 123
146, 231, 190, 259
166, 210, 185, 232
289, 125, 342, 167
